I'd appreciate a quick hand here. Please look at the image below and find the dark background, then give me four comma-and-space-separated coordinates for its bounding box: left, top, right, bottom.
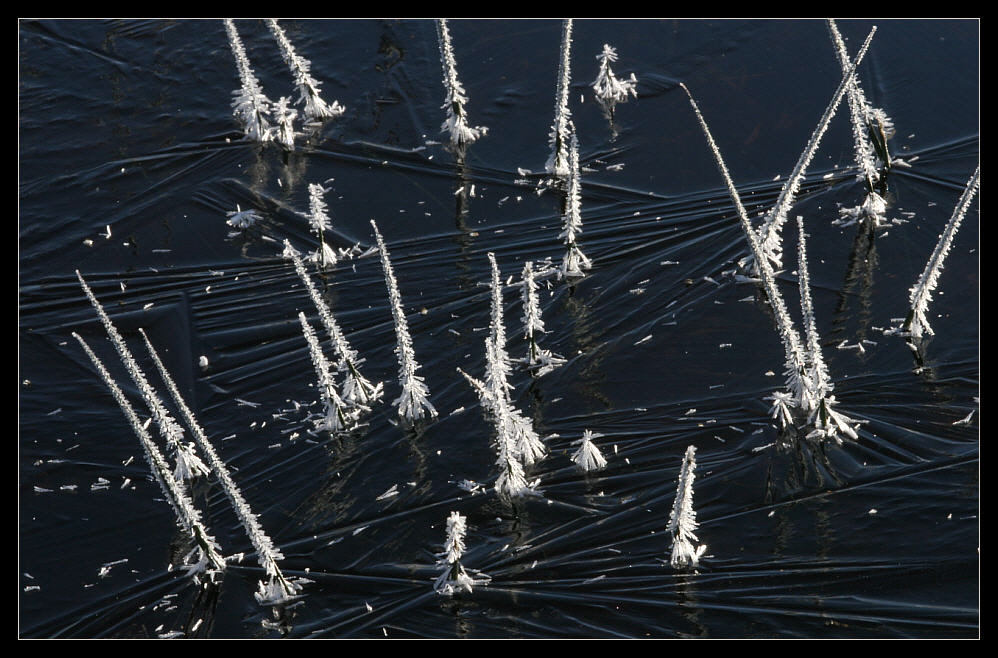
20, 19, 979, 638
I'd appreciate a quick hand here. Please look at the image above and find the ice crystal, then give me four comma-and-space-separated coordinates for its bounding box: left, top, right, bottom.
434, 512, 490, 595
224, 19, 274, 142
371, 220, 437, 422
572, 430, 607, 472
436, 19, 487, 147
266, 19, 344, 121
299, 312, 364, 434
74, 333, 225, 580
591, 44, 637, 110
138, 329, 304, 604
546, 19, 574, 178
667, 445, 706, 569
226, 204, 262, 230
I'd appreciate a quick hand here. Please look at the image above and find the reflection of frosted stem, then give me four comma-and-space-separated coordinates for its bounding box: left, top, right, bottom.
138, 329, 302, 605
73, 333, 226, 579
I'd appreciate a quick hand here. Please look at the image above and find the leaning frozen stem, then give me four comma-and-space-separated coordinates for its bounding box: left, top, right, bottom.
546, 19, 574, 178
371, 220, 437, 423
138, 329, 305, 604
74, 333, 226, 581
299, 312, 363, 434
889, 165, 980, 340
266, 19, 344, 122
224, 19, 274, 143
436, 19, 487, 147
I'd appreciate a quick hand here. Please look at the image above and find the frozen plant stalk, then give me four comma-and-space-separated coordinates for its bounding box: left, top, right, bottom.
434, 512, 490, 595
271, 96, 297, 150
754, 27, 877, 269
546, 19, 574, 177
520, 260, 565, 375
371, 220, 437, 422
572, 430, 607, 472
285, 240, 382, 406
892, 165, 980, 340
138, 329, 304, 604
591, 44, 637, 111
299, 312, 361, 433
74, 333, 226, 581
224, 19, 274, 142
77, 271, 209, 482
667, 445, 706, 569
436, 19, 487, 147
559, 127, 592, 278
266, 19, 344, 121
307, 184, 339, 268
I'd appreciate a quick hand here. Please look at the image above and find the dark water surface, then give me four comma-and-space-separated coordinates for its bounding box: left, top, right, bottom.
19, 19, 979, 638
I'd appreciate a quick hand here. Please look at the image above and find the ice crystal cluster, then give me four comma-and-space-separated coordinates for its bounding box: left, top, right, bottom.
224, 19, 274, 143
436, 19, 487, 147
667, 446, 706, 569
267, 19, 345, 122
888, 165, 980, 340
591, 44, 637, 111
300, 312, 362, 433
271, 96, 298, 150
571, 430, 608, 472
433, 512, 490, 595
546, 19, 574, 178
138, 330, 305, 604
371, 220, 437, 423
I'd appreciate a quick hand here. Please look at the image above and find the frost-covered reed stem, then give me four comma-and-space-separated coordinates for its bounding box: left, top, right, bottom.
138, 329, 302, 604
681, 86, 813, 411
286, 240, 382, 406
73, 333, 226, 580
271, 96, 297, 150
371, 220, 437, 422
266, 19, 344, 121
796, 217, 831, 400
591, 44, 637, 111
76, 271, 208, 481
433, 511, 490, 595
520, 261, 566, 375
299, 312, 360, 434
224, 19, 274, 142
898, 165, 980, 339
307, 184, 338, 269
756, 27, 877, 269
436, 19, 487, 147
667, 445, 706, 569
486, 253, 546, 467
827, 20, 880, 190
559, 127, 592, 278
546, 19, 574, 177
